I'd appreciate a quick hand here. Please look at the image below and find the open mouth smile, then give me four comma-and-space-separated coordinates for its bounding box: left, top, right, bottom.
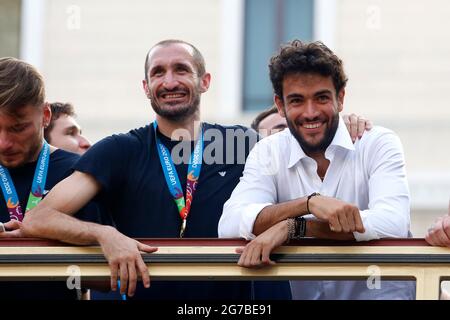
161, 93, 186, 99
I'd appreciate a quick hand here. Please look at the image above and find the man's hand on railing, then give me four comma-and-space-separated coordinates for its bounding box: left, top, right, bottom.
236, 220, 288, 268
0, 220, 24, 238
425, 215, 450, 247
97, 226, 158, 297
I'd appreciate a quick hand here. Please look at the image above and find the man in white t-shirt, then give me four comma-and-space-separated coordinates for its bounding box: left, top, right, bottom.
219, 40, 415, 300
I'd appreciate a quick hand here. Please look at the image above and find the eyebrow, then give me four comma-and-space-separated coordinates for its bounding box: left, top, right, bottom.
149, 65, 164, 75
314, 90, 333, 96
9, 112, 30, 122
12, 120, 31, 126
173, 62, 194, 72
272, 124, 287, 129
150, 62, 193, 74
286, 93, 304, 100
64, 125, 79, 133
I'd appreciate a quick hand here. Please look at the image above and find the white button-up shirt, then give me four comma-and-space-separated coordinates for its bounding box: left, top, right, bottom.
219, 117, 414, 299
219, 117, 411, 241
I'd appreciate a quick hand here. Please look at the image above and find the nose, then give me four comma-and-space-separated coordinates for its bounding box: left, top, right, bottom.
0, 132, 14, 151
162, 71, 180, 90
303, 99, 320, 120
77, 135, 91, 152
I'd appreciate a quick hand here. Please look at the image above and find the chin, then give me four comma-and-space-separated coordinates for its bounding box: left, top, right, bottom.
0, 158, 23, 168
298, 134, 323, 146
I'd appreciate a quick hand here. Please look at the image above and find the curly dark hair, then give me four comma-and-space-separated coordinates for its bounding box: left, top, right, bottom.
269, 40, 348, 99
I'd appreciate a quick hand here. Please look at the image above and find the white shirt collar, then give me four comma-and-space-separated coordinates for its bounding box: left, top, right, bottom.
287, 116, 355, 169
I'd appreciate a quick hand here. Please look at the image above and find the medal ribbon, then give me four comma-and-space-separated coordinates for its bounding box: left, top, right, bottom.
0, 141, 50, 221
153, 122, 203, 237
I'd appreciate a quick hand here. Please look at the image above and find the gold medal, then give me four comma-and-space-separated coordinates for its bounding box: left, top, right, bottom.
179, 219, 187, 238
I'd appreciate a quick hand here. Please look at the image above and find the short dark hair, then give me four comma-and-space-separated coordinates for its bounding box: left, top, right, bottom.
269, 40, 348, 99
144, 39, 206, 81
251, 105, 279, 130
44, 102, 76, 142
0, 57, 45, 113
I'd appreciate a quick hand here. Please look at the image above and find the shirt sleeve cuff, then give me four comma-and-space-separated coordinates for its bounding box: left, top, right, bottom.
239, 203, 273, 240
353, 212, 380, 242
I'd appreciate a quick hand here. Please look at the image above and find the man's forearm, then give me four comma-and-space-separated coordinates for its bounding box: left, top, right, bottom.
22, 206, 110, 245
253, 197, 309, 236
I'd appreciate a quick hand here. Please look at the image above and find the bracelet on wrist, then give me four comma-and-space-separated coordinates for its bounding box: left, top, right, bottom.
287, 216, 307, 241
295, 216, 307, 238
286, 218, 296, 243
307, 192, 321, 215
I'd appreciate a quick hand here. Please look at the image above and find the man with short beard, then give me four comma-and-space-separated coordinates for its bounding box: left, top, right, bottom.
19, 39, 291, 300
0, 57, 102, 299
219, 40, 415, 299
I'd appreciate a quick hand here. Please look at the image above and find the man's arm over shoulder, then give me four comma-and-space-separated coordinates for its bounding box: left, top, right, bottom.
357, 127, 411, 240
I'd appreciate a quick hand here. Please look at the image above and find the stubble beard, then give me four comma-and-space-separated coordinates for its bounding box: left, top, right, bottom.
150, 91, 200, 123
287, 112, 340, 155
0, 134, 43, 168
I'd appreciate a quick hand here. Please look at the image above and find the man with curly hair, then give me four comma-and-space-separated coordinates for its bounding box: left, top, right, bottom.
220, 40, 415, 299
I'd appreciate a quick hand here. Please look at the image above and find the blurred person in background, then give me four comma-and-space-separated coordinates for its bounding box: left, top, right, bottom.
44, 102, 91, 155
251, 104, 287, 137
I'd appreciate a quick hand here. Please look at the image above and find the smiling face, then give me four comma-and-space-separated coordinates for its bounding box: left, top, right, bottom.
143, 43, 210, 122
0, 104, 50, 168
275, 73, 344, 155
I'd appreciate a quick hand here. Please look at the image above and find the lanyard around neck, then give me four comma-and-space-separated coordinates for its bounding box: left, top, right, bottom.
153, 122, 203, 238
0, 141, 50, 221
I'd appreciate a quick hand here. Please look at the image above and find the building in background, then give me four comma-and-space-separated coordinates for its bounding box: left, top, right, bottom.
0, 0, 449, 237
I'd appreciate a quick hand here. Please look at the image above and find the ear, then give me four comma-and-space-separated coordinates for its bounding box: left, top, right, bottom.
274, 95, 286, 118
42, 103, 51, 127
199, 73, 211, 93
337, 89, 345, 112
142, 79, 151, 98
